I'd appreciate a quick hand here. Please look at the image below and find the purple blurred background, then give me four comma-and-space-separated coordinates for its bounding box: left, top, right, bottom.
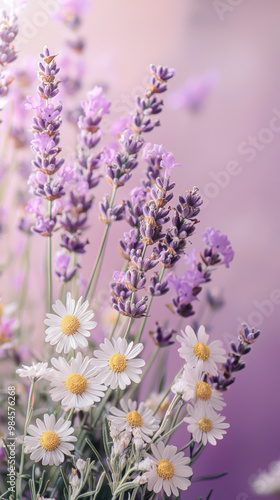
5, 0, 280, 498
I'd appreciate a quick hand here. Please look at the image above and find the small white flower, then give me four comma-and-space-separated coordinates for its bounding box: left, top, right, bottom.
177, 325, 226, 375
185, 402, 229, 446
178, 365, 226, 411
47, 352, 106, 410
139, 442, 192, 496
107, 398, 159, 443
251, 460, 280, 495
92, 338, 145, 390
76, 458, 86, 472
16, 362, 50, 381
44, 292, 96, 354
25, 414, 77, 466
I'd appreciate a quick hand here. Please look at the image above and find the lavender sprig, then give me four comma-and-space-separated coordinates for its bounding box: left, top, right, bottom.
210, 324, 261, 391
0, 10, 18, 98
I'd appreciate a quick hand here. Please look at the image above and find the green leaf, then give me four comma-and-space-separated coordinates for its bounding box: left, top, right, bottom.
206, 489, 214, 500
193, 472, 228, 482
86, 439, 112, 489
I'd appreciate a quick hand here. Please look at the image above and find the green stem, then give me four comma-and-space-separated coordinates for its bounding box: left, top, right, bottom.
130, 347, 160, 400
85, 187, 117, 302
109, 312, 120, 341
18, 236, 31, 325
153, 368, 183, 415
16, 380, 35, 499
135, 267, 165, 344
165, 401, 185, 445
48, 197, 53, 311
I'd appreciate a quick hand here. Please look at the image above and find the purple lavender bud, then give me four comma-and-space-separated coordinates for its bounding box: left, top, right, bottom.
148, 274, 169, 296
32, 216, 56, 237
129, 249, 159, 272
99, 195, 125, 224
55, 253, 79, 283
60, 233, 89, 253
124, 268, 146, 292
177, 187, 203, 220
37, 47, 60, 100
60, 214, 88, 233
150, 64, 175, 82
150, 323, 176, 347
202, 227, 234, 268
112, 295, 148, 318
210, 323, 261, 391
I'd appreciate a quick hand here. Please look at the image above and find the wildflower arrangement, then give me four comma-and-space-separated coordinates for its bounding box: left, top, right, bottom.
0, 4, 261, 500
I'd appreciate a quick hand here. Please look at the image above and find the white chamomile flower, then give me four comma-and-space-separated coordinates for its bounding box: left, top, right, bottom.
251, 460, 280, 495
185, 402, 229, 446
25, 414, 77, 466
139, 442, 192, 497
177, 325, 226, 375
47, 352, 107, 410
179, 365, 226, 411
107, 398, 160, 443
16, 362, 50, 381
92, 338, 145, 390
44, 292, 96, 354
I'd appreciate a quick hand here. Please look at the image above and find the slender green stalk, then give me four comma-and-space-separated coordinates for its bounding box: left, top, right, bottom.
154, 420, 184, 444
165, 401, 185, 445
16, 380, 35, 499
153, 368, 183, 415
151, 395, 180, 444
48, 196, 53, 311
135, 267, 165, 344
18, 236, 31, 324
85, 187, 117, 302
109, 312, 121, 341
129, 347, 160, 399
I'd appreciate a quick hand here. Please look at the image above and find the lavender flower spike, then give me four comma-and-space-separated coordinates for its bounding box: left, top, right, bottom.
0, 10, 18, 97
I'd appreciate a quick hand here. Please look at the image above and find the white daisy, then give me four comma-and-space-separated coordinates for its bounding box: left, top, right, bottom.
175, 365, 226, 411
16, 362, 50, 381
177, 325, 226, 376
107, 398, 160, 443
92, 338, 145, 390
185, 402, 229, 446
139, 442, 192, 496
25, 414, 77, 466
47, 352, 107, 410
44, 292, 96, 354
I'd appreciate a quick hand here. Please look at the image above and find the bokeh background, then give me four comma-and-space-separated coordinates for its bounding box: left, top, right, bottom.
2, 0, 280, 498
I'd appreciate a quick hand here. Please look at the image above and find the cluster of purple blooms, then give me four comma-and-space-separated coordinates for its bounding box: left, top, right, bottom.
168, 228, 234, 318
0, 10, 18, 97
111, 141, 203, 322
26, 47, 65, 237
210, 323, 261, 390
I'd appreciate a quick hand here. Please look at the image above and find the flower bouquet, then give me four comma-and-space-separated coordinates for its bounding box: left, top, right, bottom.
0, 4, 261, 500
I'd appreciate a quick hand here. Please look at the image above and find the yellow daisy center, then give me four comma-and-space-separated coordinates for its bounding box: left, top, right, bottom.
65, 373, 87, 394
195, 381, 212, 401
157, 459, 175, 479
126, 410, 143, 428
40, 431, 60, 451
197, 417, 213, 433
193, 342, 210, 361
61, 314, 80, 336
0, 304, 4, 318
108, 353, 127, 373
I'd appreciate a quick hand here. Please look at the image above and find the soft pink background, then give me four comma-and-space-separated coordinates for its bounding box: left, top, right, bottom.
6, 0, 280, 498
